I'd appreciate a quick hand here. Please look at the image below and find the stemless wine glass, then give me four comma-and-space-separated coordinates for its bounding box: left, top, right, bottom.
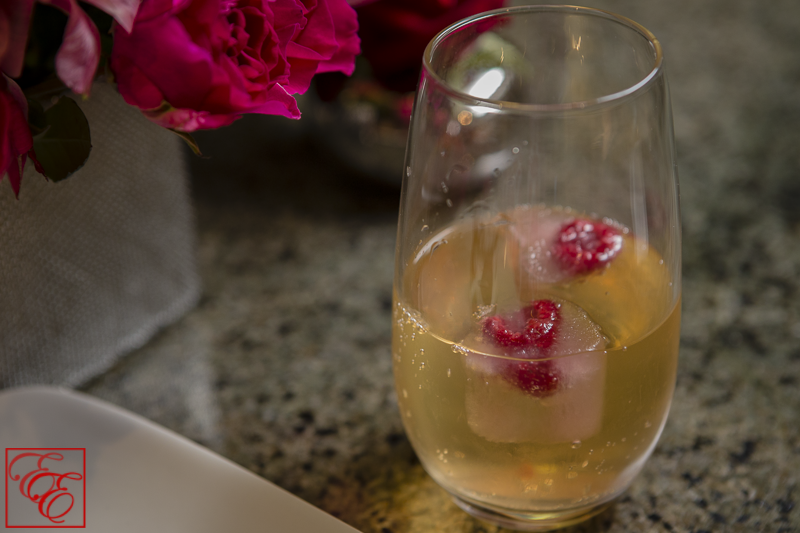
392, 6, 680, 531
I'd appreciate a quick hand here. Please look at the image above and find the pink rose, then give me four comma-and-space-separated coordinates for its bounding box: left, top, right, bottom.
356, 0, 505, 92
110, 0, 360, 131
0, 75, 33, 196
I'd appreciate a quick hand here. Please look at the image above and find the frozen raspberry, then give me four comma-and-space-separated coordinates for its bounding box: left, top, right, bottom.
483, 299, 561, 350
504, 359, 559, 397
522, 299, 559, 350
465, 295, 607, 442
482, 299, 562, 397
552, 218, 622, 275
482, 316, 528, 348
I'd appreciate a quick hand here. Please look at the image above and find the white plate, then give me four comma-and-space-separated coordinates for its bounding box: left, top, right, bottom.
0, 386, 361, 532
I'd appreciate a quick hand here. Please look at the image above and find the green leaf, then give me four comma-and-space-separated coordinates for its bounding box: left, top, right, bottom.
22, 76, 67, 101
32, 96, 91, 182
26, 98, 48, 135
169, 129, 202, 156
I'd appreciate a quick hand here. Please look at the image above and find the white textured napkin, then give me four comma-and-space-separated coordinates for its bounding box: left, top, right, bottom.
0, 82, 199, 387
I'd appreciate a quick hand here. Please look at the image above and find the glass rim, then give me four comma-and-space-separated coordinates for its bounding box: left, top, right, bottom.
422, 5, 665, 113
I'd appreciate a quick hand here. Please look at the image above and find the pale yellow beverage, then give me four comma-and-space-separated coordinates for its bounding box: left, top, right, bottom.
393, 206, 680, 515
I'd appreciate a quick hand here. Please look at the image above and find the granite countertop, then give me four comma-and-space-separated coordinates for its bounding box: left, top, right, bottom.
82, 0, 799, 531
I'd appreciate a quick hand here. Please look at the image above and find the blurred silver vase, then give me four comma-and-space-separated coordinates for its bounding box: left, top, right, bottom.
310, 80, 413, 186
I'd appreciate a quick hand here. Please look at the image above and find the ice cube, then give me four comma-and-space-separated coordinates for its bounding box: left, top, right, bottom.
506, 207, 573, 285
410, 226, 473, 339
463, 298, 607, 444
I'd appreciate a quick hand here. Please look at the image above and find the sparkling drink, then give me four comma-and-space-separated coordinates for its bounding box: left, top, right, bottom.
393, 206, 679, 516
394, 6, 681, 528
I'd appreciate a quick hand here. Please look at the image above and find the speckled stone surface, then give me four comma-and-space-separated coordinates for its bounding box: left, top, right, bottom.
81, 1, 799, 531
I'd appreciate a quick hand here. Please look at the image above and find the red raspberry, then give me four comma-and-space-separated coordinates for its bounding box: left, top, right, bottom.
481, 299, 562, 397
522, 299, 560, 350
482, 316, 528, 347
504, 359, 559, 398
553, 218, 622, 275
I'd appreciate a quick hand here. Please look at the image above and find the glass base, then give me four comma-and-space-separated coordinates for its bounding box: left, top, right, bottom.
450, 494, 617, 531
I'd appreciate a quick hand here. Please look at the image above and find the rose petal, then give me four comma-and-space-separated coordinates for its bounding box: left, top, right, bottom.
3, 73, 28, 119
84, 0, 142, 32
43, 0, 101, 96
282, 57, 317, 94
246, 83, 301, 119
288, 0, 337, 61
112, 14, 217, 110
1, 75, 33, 197
137, 0, 190, 21
0, 0, 36, 78
112, 55, 166, 109
270, 0, 305, 55
284, 0, 359, 93
314, 0, 359, 75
